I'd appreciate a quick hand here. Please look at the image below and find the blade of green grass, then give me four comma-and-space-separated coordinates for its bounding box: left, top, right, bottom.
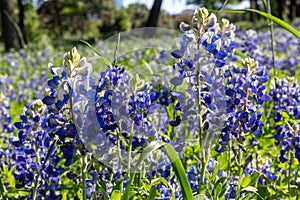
80, 39, 110, 65
164, 143, 194, 200
210, 9, 300, 39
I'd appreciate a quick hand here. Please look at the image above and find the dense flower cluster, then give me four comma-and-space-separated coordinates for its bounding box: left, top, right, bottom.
271, 77, 300, 120
9, 99, 63, 199
95, 65, 157, 148
274, 123, 300, 162
270, 77, 300, 163
6, 47, 98, 199
0, 94, 14, 134
236, 28, 300, 73
217, 58, 270, 152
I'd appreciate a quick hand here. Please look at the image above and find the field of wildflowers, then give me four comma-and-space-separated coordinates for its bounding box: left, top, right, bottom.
0, 7, 300, 200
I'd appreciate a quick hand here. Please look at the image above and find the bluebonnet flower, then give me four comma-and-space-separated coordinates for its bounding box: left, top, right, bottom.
9, 99, 63, 198
187, 165, 201, 191
270, 77, 300, 120
258, 160, 278, 185
224, 176, 238, 200
218, 58, 270, 151
169, 8, 231, 159
7, 47, 95, 199
94, 63, 165, 172
270, 77, 300, 163
236, 28, 300, 74
0, 92, 14, 134
274, 123, 300, 163
95, 65, 129, 139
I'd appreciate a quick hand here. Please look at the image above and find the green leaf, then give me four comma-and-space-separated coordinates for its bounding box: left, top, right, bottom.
111, 190, 121, 200
147, 187, 157, 200
218, 154, 229, 171
241, 175, 251, 188
0, 177, 7, 200
214, 177, 227, 186
194, 194, 208, 200
233, 50, 248, 58
242, 186, 257, 193
97, 181, 109, 200
219, 185, 228, 198
213, 184, 222, 199
113, 179, 123, 193
164, 143, 194, 200
249, 172, 260, 186
241, 185, 264, 199
211, 9, 300, 39
257, 186, 269, 200
150, 177, 175, 200
240, 193, 251, 200
212, 161, 219, 180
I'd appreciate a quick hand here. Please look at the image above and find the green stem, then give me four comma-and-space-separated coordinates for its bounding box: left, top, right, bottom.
264, 0, 277, 77
127, 121, 134, 177
32, 140, 57, 200
236, 75, 249, 199
0, 176, 7, 200
32, 139, 40, 200
197, 70, 205, 193
82, 154, 87, 200
288, 152, 293, 200
296, 164, 300, 199
236, 125, 243, 200
228, 139, 231, 176
117, 131, 122, 171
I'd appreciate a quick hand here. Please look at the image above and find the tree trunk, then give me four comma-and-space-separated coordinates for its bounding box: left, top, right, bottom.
18, 0, 27, 44
290, 0, 297, 20
277, 0, 284, 19
255, 0, 260, 19
297, 0, 300, 17
144, 0, 163, 37
0, 0, 21, 51
250, 0, 257, 21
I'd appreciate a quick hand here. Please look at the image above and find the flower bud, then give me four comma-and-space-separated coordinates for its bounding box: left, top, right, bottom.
179, 22, 190, 32
242, 57, 258, 71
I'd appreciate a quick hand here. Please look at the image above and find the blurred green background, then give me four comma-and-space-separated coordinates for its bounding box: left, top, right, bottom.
1, 0, 300, 53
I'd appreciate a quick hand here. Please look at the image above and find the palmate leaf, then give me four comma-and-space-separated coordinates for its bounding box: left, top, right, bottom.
210, 9, 300, 39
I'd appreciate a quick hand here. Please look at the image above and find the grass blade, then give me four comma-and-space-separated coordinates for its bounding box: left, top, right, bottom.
211, 9, 300, 39
80, 39, 110, 65
247, 9, 300, 39
164, 143, 194, 200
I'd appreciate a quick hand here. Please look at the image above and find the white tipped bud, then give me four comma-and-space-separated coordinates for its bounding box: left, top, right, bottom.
179, 22, 190, 32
